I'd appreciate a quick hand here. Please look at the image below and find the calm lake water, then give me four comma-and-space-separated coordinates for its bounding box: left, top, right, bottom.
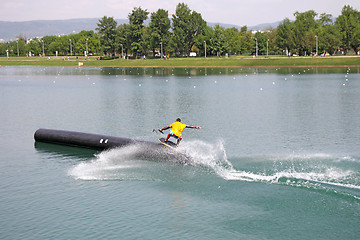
0, 66, 359, 239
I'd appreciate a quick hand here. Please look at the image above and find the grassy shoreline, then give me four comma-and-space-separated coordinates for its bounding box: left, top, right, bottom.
0, 55, 359, 68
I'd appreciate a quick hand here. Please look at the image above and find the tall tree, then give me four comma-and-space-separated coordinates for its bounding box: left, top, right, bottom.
96, 16, 117, 55
276, 18, 295, 55
116, 23, 129, 57
172, 3, 206, 56
336, 5, 360, 53
264, 29, 279, 55
224, 27, 242, 54
239, 28, 253, 55
75, 31, 101, 56
41, 35, 57, 56
26, 38, 42, 55
149, 9, 171, 57
315, 13, 341, 54
210, 25, 229, 56
128, 7, 149, 58
254, 31, 268, 55
292, 10, 319, 55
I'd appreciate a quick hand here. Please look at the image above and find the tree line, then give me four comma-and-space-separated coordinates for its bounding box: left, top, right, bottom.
1, 3, 359, 58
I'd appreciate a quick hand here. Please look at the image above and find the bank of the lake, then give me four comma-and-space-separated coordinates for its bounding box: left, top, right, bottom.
1, 55, 359, 68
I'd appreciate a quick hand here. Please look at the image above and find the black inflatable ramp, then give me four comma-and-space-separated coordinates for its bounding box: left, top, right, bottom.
34, 128, 159, 150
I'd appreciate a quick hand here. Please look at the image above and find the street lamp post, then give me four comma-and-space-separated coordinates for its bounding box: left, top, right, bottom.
17, 40, 19, 57
120, 44, 123, 59
315, 35, 318, 56
69, 39, 72, 56
204, 41, 207, 58
255, 38, 258, 58
42, 40, 44, 56
160, 42, 163, 59
86, 38, 88, 58
266, 39, 269, 57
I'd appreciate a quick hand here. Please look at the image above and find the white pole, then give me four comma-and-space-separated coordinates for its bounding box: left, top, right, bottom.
204, 41, 207, 58
255, 38, 258, 58
160, 42, 163, 59
86, 38, 88, 57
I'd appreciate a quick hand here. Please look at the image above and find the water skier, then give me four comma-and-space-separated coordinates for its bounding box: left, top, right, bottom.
159, 118, 201, 145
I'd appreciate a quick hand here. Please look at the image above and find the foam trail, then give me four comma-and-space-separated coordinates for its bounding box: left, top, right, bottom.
219, 155, 360, 192
68, 142, 192, 180
68, 145, 142, 180
178, 140, 235, 177
179, 141, 360, 193
68, 138, 360, 196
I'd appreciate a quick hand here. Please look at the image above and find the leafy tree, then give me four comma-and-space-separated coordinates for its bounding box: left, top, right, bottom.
96, 16, 118, 55
26, 38, 42, 55
240, 26, 248, 33
116, 23, 129, 57
172, 3, 206, 56
11, 36, 27, 56
293, 10, 319, 55
59, 35, 72, 55
276, 18, 294, 55
41, 35, 58, 56
210, 25, 229, 56
264, 29, 279, 55
68, 33, 80, 55
2, 4, 359, 58
318, 13, 333, 26
0, 42, 7, 56
149, 9, 171, 57
128, 7, 149, 57
224, 27, 242, 54
336, 5, 360, 52
317, 24, 341, 54
315, 14, 341, 54
254, 31, 268, 55
194, 25, 212, 56
75, 31, 101, 56
239, 28, 254, 55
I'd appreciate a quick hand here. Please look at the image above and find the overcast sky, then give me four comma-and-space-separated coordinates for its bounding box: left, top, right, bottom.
1, 0, 359, 26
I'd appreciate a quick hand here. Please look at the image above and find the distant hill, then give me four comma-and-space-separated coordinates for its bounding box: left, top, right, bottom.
0, 18, 282, 42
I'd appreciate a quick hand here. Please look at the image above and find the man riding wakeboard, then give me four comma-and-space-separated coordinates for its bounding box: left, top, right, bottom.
159, 118, 201, 146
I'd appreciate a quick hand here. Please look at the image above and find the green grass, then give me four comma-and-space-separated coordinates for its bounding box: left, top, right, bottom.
0, 55, 359, 68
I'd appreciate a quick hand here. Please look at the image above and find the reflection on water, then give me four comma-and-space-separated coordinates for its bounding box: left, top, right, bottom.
34, 142, 98, 160
98, 66, 360, 76
3, 65, 358, 77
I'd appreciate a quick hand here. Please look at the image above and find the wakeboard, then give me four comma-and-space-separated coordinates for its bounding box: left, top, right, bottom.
158, 138, 177, 149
